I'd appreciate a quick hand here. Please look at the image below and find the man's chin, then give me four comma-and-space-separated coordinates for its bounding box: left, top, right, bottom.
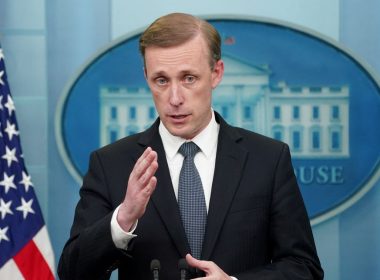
166, 126, 193, 140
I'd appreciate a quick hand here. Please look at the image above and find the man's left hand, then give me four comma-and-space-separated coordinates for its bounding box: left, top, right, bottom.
186, 254, 233, 280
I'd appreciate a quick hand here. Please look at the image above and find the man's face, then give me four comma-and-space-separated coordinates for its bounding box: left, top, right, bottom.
144, 34, 224, 139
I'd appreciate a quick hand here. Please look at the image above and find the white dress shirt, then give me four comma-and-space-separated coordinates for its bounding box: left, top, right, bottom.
111, 110, 219, 248
110, 111, 237, 279
158, 110, 219, 211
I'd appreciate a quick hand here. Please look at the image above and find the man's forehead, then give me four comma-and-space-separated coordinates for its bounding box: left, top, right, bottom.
145, 35, 210, 56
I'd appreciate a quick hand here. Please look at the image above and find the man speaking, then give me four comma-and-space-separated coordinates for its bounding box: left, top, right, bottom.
58, 13, 323, 279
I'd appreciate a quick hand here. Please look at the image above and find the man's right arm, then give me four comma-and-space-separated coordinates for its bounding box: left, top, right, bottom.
58, 147, 158, 280
58, 150, 124, 280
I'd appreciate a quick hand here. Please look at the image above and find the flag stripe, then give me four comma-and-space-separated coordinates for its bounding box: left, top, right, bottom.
13, 240, 55, 280
0, 259, 25, 280
33, 226, 55, 273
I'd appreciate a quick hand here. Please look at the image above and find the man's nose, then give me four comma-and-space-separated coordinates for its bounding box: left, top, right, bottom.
169, 82, 184, 106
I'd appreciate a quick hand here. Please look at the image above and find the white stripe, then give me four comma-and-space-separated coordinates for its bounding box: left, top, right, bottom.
0, 259, 25, 280
33, 226, 56, 274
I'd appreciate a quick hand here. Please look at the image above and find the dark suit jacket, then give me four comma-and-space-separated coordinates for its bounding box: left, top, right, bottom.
58, 113, 323, 280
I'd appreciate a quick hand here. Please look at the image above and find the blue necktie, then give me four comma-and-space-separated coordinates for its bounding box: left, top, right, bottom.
178, 142, 207, 259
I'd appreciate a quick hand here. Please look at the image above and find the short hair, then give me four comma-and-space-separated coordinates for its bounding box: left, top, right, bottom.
139, 13, 221, 68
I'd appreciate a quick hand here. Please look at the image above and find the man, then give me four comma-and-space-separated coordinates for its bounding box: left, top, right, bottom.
58, 13, 323, 280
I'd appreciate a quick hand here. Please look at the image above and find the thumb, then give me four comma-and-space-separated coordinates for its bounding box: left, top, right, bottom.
185, 253, 198, 266
186, 254, 207, 271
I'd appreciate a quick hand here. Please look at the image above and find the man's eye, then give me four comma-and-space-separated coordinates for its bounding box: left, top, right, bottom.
155, 77, 167, 85
184, 75, 196, 84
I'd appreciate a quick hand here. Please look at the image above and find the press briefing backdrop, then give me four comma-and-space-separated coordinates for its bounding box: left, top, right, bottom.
0, 1, 379, 279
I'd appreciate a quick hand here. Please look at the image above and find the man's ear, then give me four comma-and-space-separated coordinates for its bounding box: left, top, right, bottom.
211, 60, 224, 89
143, 67, 147, 80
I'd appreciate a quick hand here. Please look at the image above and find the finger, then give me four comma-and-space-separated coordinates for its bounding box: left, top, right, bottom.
139, 157, 158, 186
186, 254, 209, 271
135, 148, 156, 171
186, 254, 198, 266
135, 147, 152, 165
133, 149, 157, 179
139, 158, 158, 184
143, 176, 157, 196
131, 149, 152, 177
186, 254, 221, 277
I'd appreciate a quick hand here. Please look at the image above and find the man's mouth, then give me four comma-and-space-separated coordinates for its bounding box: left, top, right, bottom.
171, 114, 188, 119
168, 114, 190, 123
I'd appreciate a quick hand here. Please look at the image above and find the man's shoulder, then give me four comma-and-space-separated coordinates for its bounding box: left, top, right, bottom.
218, 125, 290, 169
223, 123, 286, 151
216, 111, 286, 152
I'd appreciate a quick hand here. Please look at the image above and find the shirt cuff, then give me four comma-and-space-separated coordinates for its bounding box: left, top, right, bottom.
110, 204, 138, 250
230, 277, 238, 280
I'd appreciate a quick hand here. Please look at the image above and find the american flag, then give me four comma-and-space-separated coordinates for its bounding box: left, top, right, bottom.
0, 46, 55, 279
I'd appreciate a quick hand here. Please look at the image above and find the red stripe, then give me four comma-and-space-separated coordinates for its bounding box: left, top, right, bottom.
13, 240, 55, 280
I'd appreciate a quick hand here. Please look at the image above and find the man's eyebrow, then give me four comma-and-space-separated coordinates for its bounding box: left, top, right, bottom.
149, 70, 167, 78
149, 69, 197, 78
179, 70, 195, 75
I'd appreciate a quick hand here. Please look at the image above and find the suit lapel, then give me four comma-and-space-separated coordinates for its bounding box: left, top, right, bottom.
202, 116, 248, 260
138, 120, 190, 257
138, 115, 248, 260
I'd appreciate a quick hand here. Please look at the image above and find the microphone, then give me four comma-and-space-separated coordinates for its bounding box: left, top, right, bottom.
178, 258, 189, 280
150, 259, 160, 280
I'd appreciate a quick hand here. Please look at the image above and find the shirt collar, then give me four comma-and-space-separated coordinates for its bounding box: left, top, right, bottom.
159, 110, 220, 159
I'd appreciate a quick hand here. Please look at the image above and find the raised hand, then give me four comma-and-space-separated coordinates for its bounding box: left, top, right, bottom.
117, 147, 158, 231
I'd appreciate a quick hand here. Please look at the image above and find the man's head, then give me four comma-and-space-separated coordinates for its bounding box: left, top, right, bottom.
139, 13, 221, 69
140, 13, 224, 140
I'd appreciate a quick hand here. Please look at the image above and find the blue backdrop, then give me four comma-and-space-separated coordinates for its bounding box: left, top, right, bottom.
0, 1, 379, 279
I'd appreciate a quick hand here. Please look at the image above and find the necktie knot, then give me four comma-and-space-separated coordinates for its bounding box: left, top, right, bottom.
179, 142, 200, 158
